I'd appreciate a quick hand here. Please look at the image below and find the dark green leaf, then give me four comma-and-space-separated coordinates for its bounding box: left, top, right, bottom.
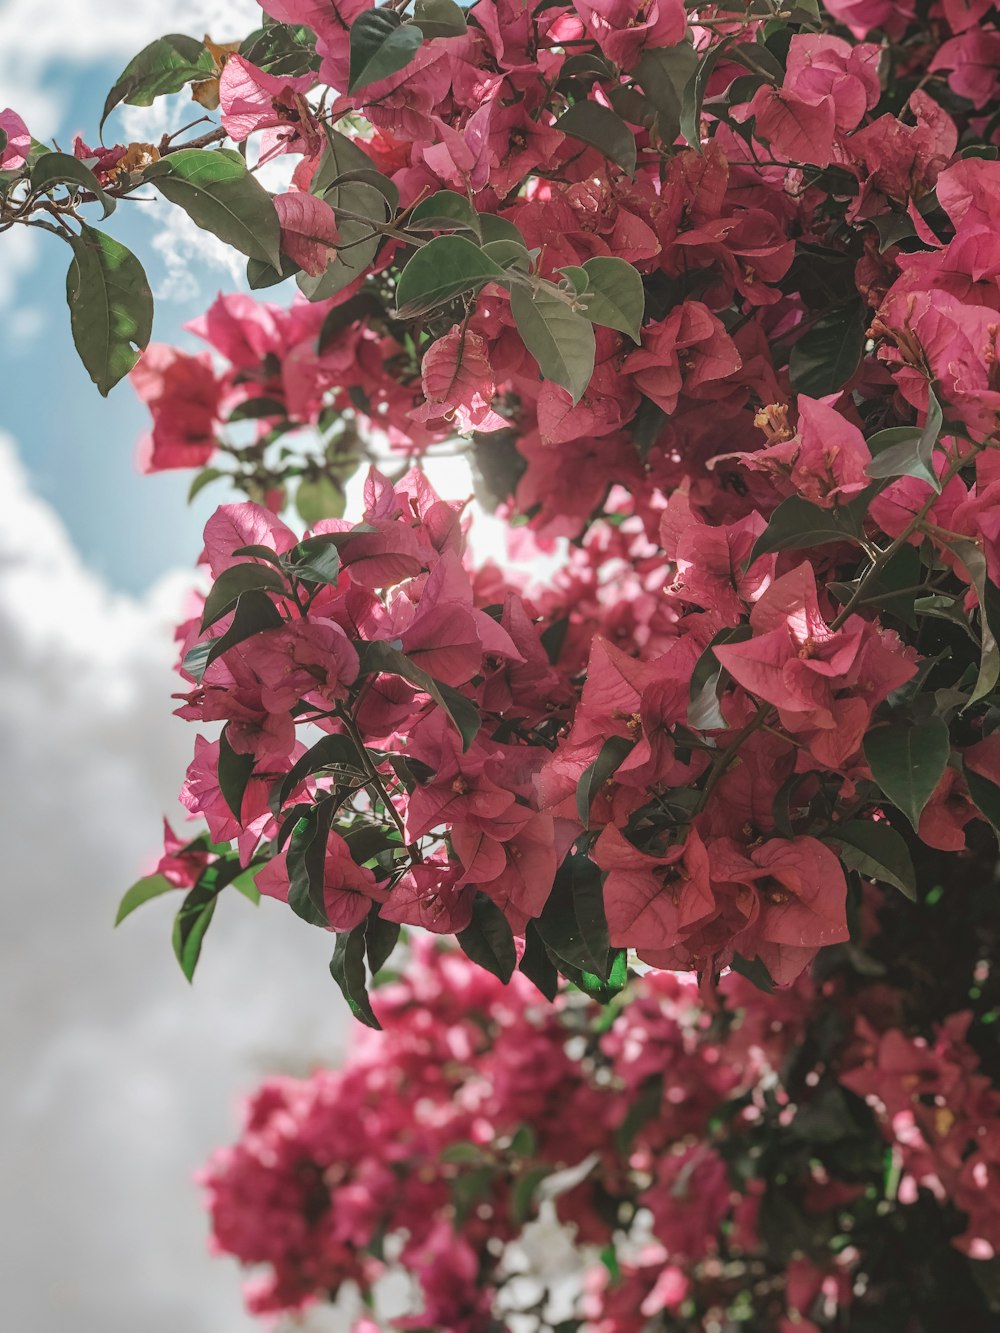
863, 714, 950, 832
365, 910, 400, 975
510, 281, 596, 404
948, 537, 1000, 709
115, 873, 176, 926
635, 42, 698, 144
277, 732, 366, 807
577, 736, 634, 827
330, 924, 381, 1028
457, 895, 517, 982
218, 725, 255, 821
289, 533, 344, 586
240, 23, 320, 77
172, 883, 218, 982
287, 799, 335, 926
31, 152, 114, 218
963, 762, 1000, 835
556, 101, 636, 176
407, 189, 481, 238
413, 0, 468, 37
395, 234, 506, 318
201, 562, 285, 630
65, 224, 153, 396
144, 149, 282, 267
823, 819, 916, 900
681, 37, 733, 149
788, 299, 867, 396
228, 396, 286, 422
184, 589, 284, 682
689, 626, 752, 729
101, 34, 212, 131
518, 923, 560, 1000
536, 852, 611, 980
749, 488, 873, 562
511, 1166, 552, 1226
579, 257, 644, 342
348, 9, 423, 92
730, 953, 775, 993
361, 640, 480, 750
867, 388, 943, 492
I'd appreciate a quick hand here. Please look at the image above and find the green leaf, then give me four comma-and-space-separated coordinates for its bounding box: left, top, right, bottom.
188, 467, 227, 504
115, 873, 176, 926
348, 9, 423, 93
963, 762, 1000, 836
395, 234, 506, 318
579, 257, 644, 342
536, 852, 611, 980
482, 238, 531, 271
201, 562, 285, 629
749, 488, 873, 561
413, 0, 468, 37
688, 625, 752, 730
863, 714, 950, 832
518, 923, 560, 1000
183, 589, 284, 682
946, 537, 1000, 709
361, 640, 481, 750
330, 924, 381, 1028
365, 911, 400, 976
289, 533, 344, 586
300, 178, 386, 301
479, 214, 527, 246
277, 732, 366, 807
296, 474, 346, 525
65, 224, 153, 396
823, 819, 917, 900
635, 42, 699, 144
218, 725, 255, 821
867, 389, 943, 492
31, 152, 115, 218
144, 149, 282, 267
287, 799, 335, 927
172, 883, 218, 982
228, 396, 286, 422
680, 37, 732, 149
511, 1166, 552, 1226
457, 895, 517, 982
788, 299, 867, 396
240, 23, 319, 77
577, 735, 634, 827
101, 34, 212, 132
556, 101, 636, 176
730, 953, 775, 993
510, 281, 596, 404
407, 189, 481, 238
560, 948, 627, 1003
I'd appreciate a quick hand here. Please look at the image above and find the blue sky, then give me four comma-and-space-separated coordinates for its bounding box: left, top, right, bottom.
2, 42, 259, 592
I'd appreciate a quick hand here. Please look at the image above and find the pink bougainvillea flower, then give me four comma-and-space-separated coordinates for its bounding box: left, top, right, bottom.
130, 344, 224, 473
273, 191, 339, 276
0, 107, 30, 171
594, 823, 716, 955
410, 323, 507, 434
256, 831, 386, 932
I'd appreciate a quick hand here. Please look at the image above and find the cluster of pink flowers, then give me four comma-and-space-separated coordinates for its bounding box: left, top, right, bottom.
203, 936, 1000, 1328
108, 0, 1000, 1007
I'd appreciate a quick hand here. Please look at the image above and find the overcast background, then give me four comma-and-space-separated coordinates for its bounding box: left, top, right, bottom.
0, 3, 364, 1328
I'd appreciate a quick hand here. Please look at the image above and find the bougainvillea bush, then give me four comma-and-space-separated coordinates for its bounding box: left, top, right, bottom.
5, 0, 1000, 1325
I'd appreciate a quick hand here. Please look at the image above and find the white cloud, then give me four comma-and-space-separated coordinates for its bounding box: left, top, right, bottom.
0, 431, 353, 1332
0, 0, 262, 308
0, 0, 261, 140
